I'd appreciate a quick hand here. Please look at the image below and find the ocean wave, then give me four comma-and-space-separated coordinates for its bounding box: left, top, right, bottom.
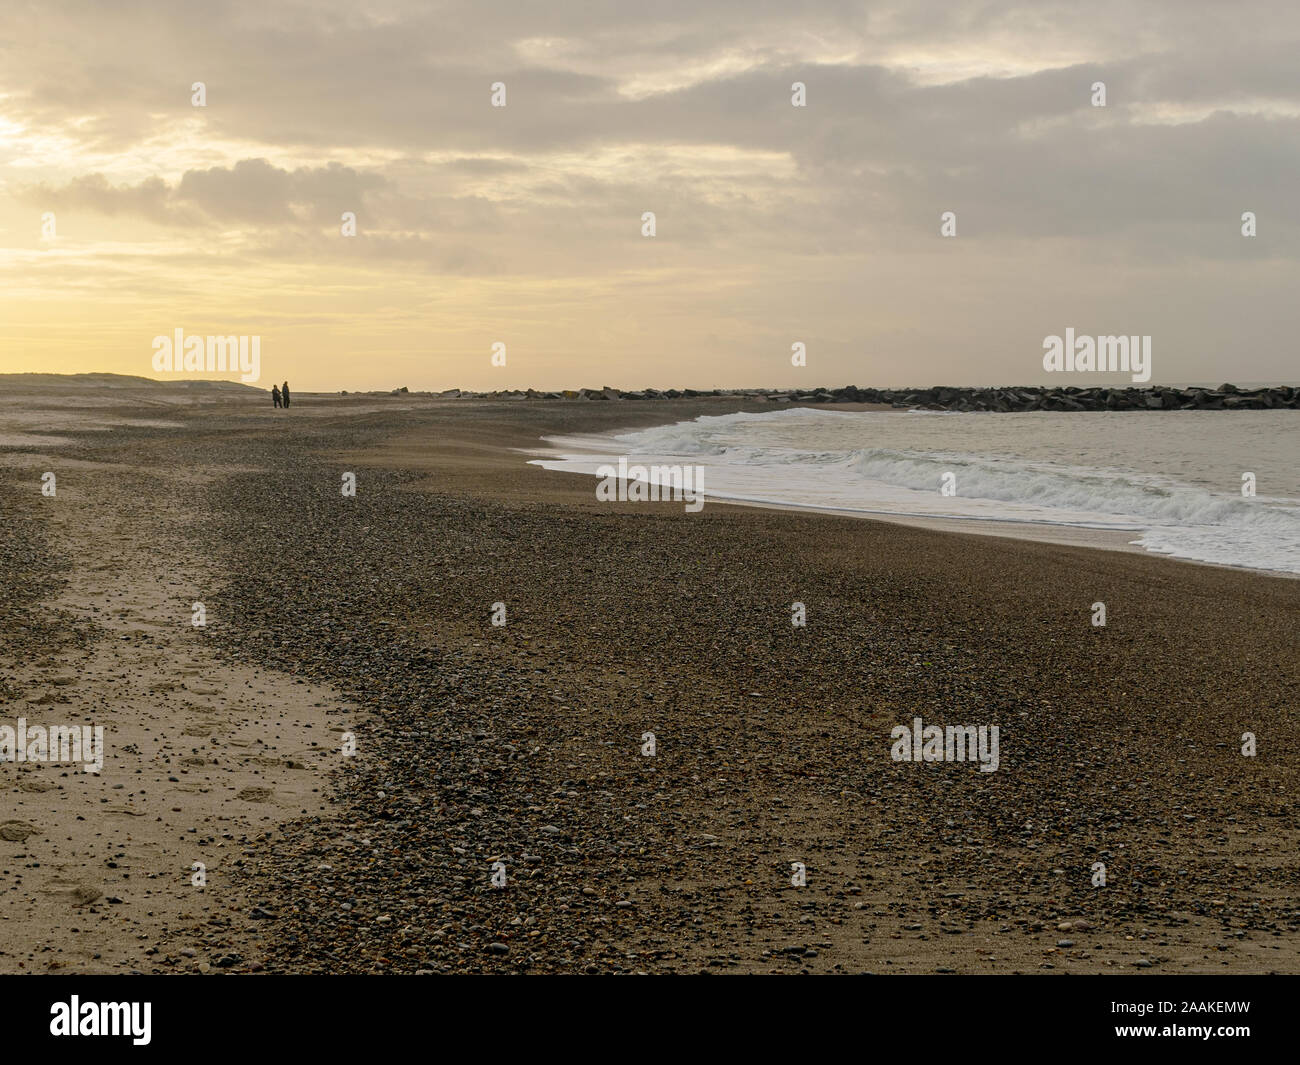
541, 409, 1300, 574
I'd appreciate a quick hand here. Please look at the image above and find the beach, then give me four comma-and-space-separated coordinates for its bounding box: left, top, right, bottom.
1, 380, 1297, 973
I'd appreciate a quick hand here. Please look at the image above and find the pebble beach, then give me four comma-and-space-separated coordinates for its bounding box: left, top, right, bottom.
1, 379, 1298, 974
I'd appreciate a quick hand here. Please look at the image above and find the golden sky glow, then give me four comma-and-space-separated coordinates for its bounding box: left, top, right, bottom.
2, 1, 1298, 391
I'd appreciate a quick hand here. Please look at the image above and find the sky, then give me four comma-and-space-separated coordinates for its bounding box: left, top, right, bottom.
1, 0, 1297, 392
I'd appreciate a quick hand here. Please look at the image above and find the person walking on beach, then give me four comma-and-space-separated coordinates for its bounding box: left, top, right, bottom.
282, 381, 291, 408
272, 384, 282, 408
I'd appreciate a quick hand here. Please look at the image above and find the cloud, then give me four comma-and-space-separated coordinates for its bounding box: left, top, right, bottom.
2, 0, 1300, 387
19, 158, 387, 228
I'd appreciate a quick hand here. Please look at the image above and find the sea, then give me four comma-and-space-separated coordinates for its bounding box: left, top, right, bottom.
529, 407, 1300, 575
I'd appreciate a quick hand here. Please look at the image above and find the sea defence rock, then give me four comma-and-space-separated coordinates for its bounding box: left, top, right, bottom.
450, 384, 1299, 410
796, 384, 1297, 411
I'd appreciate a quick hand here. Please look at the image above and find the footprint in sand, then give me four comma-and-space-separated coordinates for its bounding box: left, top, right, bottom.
185, 679, 223, 696
41, 878, 102, 906
236, 787, 274, 802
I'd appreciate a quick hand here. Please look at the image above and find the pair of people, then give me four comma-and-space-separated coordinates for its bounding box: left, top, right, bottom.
271, 381, 292, 408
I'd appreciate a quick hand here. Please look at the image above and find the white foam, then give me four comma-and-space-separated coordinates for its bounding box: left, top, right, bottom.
530, 409, 1300, 574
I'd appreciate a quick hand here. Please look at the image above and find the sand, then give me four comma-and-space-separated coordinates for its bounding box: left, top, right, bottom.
0, 387, 355, 973
1, 380, 1297, 973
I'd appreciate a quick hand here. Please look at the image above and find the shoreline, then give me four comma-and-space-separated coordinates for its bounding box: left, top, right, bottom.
518, 409, 1299, 582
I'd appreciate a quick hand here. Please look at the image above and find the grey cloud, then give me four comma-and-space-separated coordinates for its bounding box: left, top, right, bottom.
21, 159, 387, 228
3, 0, 1300, 384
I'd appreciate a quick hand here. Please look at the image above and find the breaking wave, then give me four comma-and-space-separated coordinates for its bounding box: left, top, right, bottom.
532, 408, 1300, 574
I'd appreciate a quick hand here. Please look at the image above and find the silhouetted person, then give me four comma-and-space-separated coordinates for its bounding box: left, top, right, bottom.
272, 384, 282, 408
281, 381, 291, 408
